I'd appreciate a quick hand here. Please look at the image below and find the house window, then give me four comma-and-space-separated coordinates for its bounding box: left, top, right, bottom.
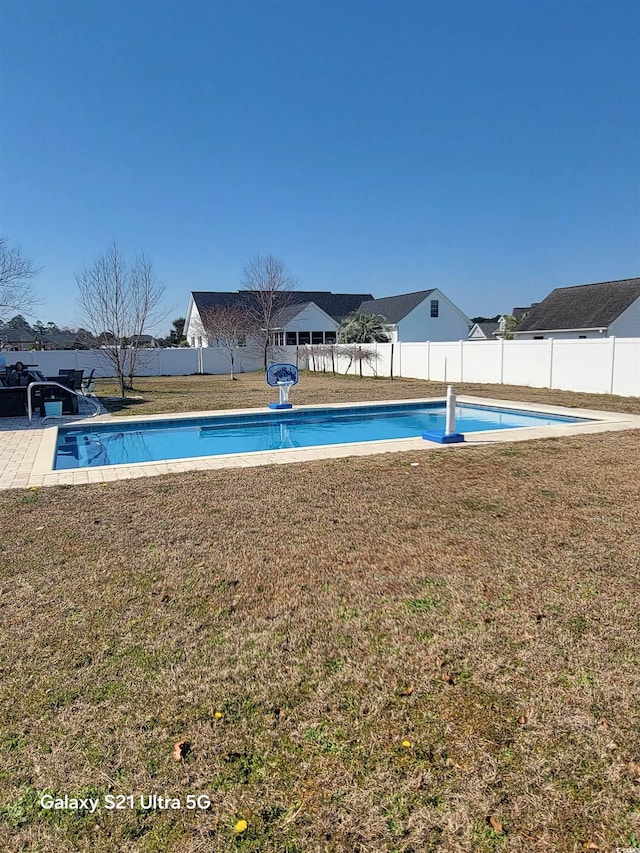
324, 331, 336, 344
238, 335, 246, 347
430, 299, 439, 317
197, 336, 202, 347
271, 331, 284, 346
311, 331, 323, 344
578, 335, 587, 339
533, 335, 544, 340
190, 337, 195, 347
298, 331, 310, 345
286, 332, 297, 346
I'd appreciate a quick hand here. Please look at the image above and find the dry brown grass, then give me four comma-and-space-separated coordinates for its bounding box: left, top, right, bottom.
1, 374, 639, 851
96, 370, 640, 416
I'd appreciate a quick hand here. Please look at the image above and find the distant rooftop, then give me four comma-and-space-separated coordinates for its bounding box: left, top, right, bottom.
356, 290, 436, 324
191, 290, 373, 323
515, 278, 640, 332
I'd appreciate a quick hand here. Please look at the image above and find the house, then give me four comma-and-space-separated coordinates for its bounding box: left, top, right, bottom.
514, 278, 640, 339
41, 331, 91, 350
468, 306, 538, 341
468, 320, 500, 340
128, 334, 160, 348
356, 289, 471, 342
0, 329, 39, 351
184, 290, 373, 348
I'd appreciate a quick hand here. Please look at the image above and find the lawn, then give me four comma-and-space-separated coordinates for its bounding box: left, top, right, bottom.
1, 374, 639, 852
95, 371, 640, 416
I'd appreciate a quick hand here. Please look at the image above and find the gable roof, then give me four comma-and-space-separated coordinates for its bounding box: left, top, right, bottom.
356, 290, 436, 324
1, 329, 37, 343
272, 302, 308, 326
470, 321, 499, 339
515, 278, 640, 333
512, 305, 538, 321
191, 291, 373, 323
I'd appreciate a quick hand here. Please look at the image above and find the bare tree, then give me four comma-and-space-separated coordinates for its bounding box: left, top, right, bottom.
335, 343, 380, 376
197, 305, 254, 379
0, 237, 40, 320
240, 254, 295, 370
76, 243, 165, 396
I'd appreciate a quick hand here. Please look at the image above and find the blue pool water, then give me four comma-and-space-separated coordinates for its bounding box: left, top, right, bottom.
54, 402, 590, 470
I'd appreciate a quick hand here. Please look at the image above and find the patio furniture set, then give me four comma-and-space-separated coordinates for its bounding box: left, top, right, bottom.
0, 361, 96, 418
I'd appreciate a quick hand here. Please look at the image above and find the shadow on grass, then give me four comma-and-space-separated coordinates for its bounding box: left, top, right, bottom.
99, 396, 150, 414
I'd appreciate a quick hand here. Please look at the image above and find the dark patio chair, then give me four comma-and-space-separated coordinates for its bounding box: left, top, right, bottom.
64, 370, 84, 391
81, 369, 96, 393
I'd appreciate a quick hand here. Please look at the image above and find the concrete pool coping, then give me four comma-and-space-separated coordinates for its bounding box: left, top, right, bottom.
1, 395, 639, 490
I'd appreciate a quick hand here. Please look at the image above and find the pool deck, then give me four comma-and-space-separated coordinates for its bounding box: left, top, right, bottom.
1, 395, 639, 490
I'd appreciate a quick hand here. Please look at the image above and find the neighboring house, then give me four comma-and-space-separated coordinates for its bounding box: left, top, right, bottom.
0, 330, 39, 351
469, 320, 500, 340
514, 278, 640, 339
469, 305, 538, 341
356, 289, 471, 342
128, 334, 160, 348
41, 331, 90, 350
0, 329, 97, 351
512, 305, 537, 323
184, 291, 373, 348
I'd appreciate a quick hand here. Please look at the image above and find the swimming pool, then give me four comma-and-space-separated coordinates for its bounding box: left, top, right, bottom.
54, 401, 591, 470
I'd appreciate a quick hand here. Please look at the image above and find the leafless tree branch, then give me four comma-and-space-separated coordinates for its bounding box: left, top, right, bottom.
197, 305, 255, 379
240, 254, 296, 370
76, 243, 166, 396
0, 237, 41, 320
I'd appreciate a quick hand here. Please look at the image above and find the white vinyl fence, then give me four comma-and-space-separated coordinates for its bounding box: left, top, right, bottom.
13, 338, 639, 396
304, 338, 640, 397
16, 346, 302, 379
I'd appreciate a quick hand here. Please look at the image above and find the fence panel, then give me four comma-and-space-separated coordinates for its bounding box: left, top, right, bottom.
426, 342, 462, 382
550, 339, 612, 394
461, 341, 503, 384
611, 339, 640, 396
15, 337, 640, 396
501, 341, 552, 388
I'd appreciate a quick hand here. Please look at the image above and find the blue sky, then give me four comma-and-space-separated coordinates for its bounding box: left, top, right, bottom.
1, 0, 639, 334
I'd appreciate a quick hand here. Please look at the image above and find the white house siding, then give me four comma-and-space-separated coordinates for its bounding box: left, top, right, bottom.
468, 327, 485, 340
185, 299, 338, 348
609, 297, 640, 337
397, 290, 470, 342
184, 296, 205, 346
283, 303, 338, 344
183, 294, 202, 344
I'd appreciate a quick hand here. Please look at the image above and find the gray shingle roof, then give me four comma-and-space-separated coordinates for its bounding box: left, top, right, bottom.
512, 305, 537, 321
515, 278, 640, 332
191, 291, 372, 323
272, 302, 308, 326
470, 321, 500, 339
356, 290, 436, 324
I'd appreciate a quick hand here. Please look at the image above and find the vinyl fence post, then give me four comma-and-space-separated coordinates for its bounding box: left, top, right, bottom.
609, 336, 616, 394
